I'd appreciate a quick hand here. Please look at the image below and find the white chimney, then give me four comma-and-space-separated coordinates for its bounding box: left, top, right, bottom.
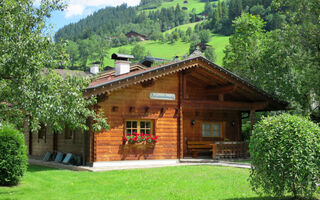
115, 60, 131, 76
111, 53, 134, 76
90, 64, 99, 74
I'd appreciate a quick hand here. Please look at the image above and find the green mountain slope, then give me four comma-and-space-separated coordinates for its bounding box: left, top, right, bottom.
140, 0, 207, 14
100, 33, 229, 67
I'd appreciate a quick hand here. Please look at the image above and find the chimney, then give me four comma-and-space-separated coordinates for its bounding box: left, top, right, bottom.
111, 53, 134, 76
90, 63, 99, 75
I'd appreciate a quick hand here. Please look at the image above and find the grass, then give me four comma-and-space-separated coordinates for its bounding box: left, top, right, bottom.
163, 21, 203, 34
102, 33, 229, 67
139, 0, 207, 14
1, 165, 316, 200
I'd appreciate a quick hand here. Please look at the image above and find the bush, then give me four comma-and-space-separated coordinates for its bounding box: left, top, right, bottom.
249, 114, 320, 199
0, 123, 28, 186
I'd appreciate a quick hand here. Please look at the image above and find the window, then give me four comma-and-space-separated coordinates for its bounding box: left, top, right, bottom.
202, 122, 223, 137
38, 125, 46, 140
125, 120, 153, 135
65, 126, 74, 140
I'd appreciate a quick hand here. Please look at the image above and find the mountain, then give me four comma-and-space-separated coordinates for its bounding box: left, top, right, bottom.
56, 0, 286, 69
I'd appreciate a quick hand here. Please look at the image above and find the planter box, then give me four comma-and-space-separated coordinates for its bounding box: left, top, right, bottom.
120, 144, 156, 160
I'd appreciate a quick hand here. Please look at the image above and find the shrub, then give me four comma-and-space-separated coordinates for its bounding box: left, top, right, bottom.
0, 123, 28, 186
249, 114, 320, 199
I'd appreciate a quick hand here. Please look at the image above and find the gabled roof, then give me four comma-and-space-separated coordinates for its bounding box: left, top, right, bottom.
84, 56, 288, 110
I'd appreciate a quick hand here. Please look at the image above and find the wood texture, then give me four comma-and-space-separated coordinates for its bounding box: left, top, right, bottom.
93, 74, 180, 162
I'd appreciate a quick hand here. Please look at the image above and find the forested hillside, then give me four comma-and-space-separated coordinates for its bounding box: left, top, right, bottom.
55, 0, 289, 70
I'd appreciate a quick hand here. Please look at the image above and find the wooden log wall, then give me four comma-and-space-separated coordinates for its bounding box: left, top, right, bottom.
94, 74, 180, 162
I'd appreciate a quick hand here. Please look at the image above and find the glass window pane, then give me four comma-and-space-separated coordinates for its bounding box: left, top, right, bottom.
212, 124, 216, 136
126, 129, 131, 135
216, 124, 221, 136
140, 121, 145, 128
126, 121, 131, 128
141, 129, 145, 134
146, 121, 151, 128
132, 121, 137, 128
212, 124, 221, 137
202, 124, 211, 137
132, 129, 137, 133
146, 129, 151, 135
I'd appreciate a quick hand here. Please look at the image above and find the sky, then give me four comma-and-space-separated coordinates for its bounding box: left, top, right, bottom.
33, 0, 141, 37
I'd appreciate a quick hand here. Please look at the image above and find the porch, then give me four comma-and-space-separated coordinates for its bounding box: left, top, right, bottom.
186, 141, 249, 159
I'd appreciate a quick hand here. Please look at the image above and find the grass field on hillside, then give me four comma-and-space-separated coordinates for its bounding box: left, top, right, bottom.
0, 165, 306, 200
207, 34, 230, 65
103, 34, 229, 67
163, 21, 203, 34
140, 0, 206, 14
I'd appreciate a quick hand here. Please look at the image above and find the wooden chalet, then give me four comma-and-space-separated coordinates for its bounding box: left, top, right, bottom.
24, 54, 287, 166
82, 54, 287, 166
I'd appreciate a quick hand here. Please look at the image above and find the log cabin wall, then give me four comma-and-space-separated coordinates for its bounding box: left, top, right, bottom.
94, 74, 179, 162
27, 127, 54, 157
24, 126, 85, 158
55, 130, 84, 156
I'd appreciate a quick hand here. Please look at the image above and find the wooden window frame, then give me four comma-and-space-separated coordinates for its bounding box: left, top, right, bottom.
201, 121, 225, 138
38, 125, 46, 142
64, 126, 74, 140
125, 120, 154, 136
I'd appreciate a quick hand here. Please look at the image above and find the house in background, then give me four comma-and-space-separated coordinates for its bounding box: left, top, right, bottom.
24, 53, 288, 167
125, 31, 148, 41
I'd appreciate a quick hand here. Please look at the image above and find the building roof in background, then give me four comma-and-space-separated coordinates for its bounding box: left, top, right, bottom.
140, 56, 172, 67
54, 69, 91, 78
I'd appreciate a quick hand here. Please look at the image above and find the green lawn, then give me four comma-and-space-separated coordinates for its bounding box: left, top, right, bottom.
140, 0, 206, 14
0, 165, 307, 200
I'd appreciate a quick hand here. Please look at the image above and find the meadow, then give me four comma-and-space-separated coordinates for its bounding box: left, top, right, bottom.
0, 165, 295, 200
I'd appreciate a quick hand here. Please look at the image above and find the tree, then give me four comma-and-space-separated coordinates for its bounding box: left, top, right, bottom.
224, 10, 320, 115
118, 47, 131, 55
0, 0, 109, 133
199, 29, 211, 44
250, 114, 320, 198
223, 13, 265, 82
204, 47, 216, 62
131, 44, 146, 62
65, 40, 79, 67
89, 35, 110, 68
186, 27, 193, 37
78, 39, 94, 68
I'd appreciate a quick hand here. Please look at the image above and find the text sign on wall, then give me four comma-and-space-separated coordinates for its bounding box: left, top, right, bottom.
150, 93, 176, 101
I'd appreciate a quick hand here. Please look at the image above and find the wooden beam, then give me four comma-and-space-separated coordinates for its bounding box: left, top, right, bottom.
183, 73, 188, 99
182, 99, 268, 111
218, 94, 224, 102
206, 84, 236, 95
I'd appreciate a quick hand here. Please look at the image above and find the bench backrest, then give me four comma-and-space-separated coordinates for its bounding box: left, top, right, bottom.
187, 141, 212, 149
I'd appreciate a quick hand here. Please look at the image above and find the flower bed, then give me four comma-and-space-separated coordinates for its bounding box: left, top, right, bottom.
124, 132, 158, 144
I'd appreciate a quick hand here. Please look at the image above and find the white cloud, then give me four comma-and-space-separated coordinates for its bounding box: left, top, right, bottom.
65, 4, 85, 18
64, 0, 141, 18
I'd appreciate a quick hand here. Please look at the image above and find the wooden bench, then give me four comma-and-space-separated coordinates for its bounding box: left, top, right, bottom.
187, 141, 213, 158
